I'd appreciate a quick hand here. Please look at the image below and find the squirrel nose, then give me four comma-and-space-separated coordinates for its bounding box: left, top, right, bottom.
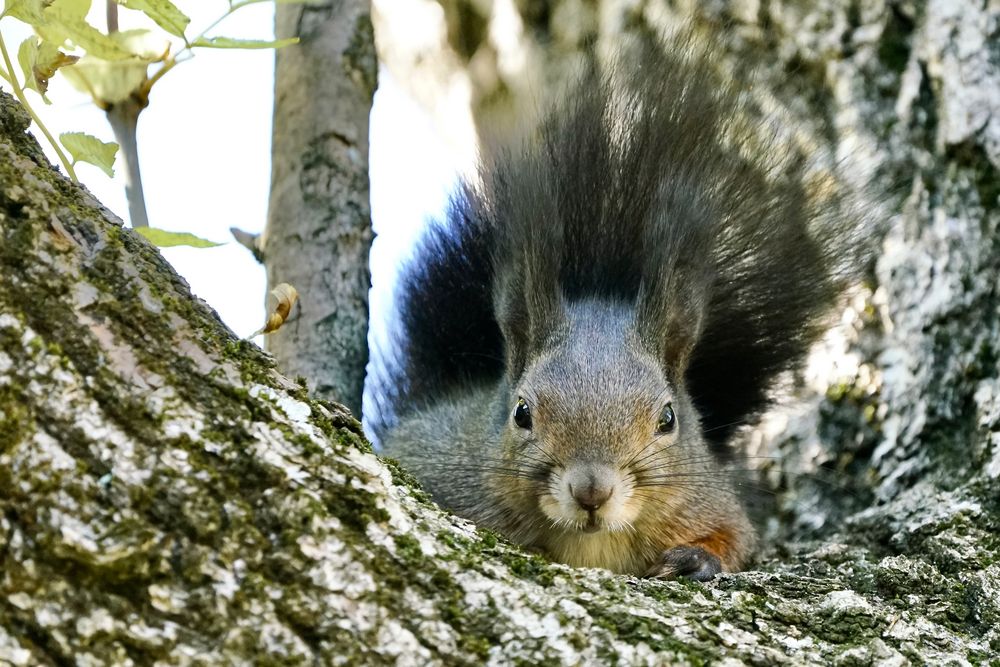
564, 463, 616, 512
563, 462, 616, 512
571, 483, 613, 511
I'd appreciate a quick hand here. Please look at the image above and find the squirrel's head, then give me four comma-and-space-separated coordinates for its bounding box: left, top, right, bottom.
493, 298, 715, 550
487, 188, 718, 566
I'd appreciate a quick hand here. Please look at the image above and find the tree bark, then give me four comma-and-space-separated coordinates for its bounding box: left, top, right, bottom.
264, 1, 376, 417
1, 0, 999, 661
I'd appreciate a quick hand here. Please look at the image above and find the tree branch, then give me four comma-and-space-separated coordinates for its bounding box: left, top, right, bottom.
105, 96, 149, 227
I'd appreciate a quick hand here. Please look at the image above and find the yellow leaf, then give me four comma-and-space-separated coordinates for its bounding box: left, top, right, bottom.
254, 283, 299, 336
60, 30, 167, 105
18, 37, 78, 98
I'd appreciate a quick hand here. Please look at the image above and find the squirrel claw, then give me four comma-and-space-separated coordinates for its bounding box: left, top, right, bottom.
646, 546, 722, 581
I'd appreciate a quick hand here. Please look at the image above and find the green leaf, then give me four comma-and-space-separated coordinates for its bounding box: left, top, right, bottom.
119, 0, 189, 39
18, 37, 79, 99
62, 57, 148, 104
61, 30, 165, 104
40, 0, 135, 61
108, 27, 166, 57
3, 0, 46, 23
134, 228, 223, 248
192, 36, 299, 50
53, 0, 88, 17
60, 132, 117, 177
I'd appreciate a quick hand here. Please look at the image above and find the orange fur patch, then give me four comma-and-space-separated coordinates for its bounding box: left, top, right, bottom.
694, 528, 735, 564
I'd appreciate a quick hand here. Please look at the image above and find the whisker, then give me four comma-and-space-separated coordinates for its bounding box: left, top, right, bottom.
514, 431, 563, 467
622, 433, 668, 469
640, 463, 867, 487
700, 417, 751, 435
409, 461, 551, 481
631, 482, 749, 497
624, 432, 746, 471
632, 455, 781, 475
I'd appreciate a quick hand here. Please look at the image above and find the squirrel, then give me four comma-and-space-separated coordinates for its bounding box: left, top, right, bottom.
369, 36, 867, 580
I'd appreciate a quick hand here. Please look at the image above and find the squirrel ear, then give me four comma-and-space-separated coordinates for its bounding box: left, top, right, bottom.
494, 257, 566, 380
636, 286, 708, 376
636, 229, 715, 376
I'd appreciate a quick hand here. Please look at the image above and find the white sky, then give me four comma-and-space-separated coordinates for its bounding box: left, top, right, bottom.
1, 2, 455, 349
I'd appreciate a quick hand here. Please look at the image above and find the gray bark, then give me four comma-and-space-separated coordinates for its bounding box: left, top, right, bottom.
264, 1, 376, 417
0, 0, 999, 663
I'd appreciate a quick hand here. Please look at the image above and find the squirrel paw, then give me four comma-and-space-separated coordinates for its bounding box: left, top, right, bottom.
646, 546, 722, 581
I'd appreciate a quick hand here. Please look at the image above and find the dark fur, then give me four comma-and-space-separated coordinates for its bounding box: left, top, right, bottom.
370, 38, 862, 455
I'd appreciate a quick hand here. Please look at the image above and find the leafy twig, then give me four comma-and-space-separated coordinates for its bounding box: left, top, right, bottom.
2, 0, 303, 245
101, 1, 150, 227
106, 1, 119, 33
106, 97, 149, 227
146, 0, 276, 91
0, 28, 78, 181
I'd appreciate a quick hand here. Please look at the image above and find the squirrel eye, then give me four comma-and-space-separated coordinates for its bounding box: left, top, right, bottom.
656, 403, 676, 434
513, 398, 532, 429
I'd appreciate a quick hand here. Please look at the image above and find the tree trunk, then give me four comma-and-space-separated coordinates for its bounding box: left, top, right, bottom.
263, 1, 376, 417
1, 0, 999, 661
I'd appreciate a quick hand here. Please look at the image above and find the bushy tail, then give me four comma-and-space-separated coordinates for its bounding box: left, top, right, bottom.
368, 34, 871, 449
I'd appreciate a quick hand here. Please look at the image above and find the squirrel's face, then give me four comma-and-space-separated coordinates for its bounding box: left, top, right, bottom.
497, 300, 713, 542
